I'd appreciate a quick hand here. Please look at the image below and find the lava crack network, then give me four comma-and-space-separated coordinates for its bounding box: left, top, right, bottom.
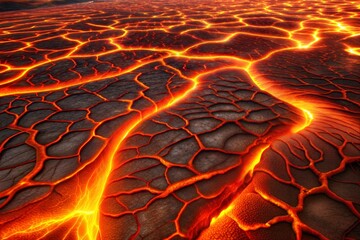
0, 0, 359, 239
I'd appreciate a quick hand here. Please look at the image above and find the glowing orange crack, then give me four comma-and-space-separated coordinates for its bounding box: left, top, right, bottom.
0, 55, 199, 240
1, 1, 359, 239
199, 105, 314, 238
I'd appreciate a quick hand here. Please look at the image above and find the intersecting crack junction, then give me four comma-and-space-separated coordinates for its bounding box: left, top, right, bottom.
0, 0, 359, 239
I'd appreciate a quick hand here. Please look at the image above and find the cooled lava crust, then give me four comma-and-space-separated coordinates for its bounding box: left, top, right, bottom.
0, 0, 359, 239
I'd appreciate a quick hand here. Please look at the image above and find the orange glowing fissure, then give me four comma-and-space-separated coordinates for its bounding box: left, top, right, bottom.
200, 107, 313, 238
0, 0, 358, 239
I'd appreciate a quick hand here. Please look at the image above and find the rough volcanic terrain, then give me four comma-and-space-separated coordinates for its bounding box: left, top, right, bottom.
0, 0, 359, 239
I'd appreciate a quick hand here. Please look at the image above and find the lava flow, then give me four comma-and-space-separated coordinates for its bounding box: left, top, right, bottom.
0, 0, 359, 240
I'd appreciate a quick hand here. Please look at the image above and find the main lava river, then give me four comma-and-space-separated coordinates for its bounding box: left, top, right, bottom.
0, 0, 359, 239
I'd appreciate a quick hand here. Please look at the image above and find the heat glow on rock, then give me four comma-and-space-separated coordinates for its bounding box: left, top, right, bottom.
0, 0, 359, 239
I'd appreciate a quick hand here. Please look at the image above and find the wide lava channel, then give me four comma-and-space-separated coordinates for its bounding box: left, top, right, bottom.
0, 0, 359, 239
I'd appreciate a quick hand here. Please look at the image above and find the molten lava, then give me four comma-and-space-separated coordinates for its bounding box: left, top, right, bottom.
0, 0, 359, 239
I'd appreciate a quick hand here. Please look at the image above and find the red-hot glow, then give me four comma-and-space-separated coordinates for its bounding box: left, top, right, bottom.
0, 0, 358, 239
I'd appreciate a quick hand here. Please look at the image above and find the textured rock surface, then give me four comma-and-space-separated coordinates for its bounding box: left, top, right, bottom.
0, 0, 359, 239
